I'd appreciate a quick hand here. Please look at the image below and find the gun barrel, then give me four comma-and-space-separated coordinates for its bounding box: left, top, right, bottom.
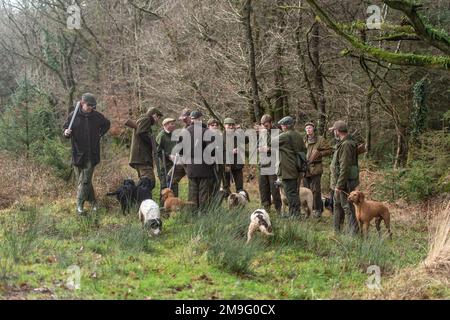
68, 101, 81, 131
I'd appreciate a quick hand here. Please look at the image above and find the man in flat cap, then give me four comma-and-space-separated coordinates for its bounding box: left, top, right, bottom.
129, 107, 163, 196
276, 116, 307, 218
329, 120, 359, 235
185, 111, 215, 211
222, 117, 245, 194
156, 117, 186, 201
302, 121, 333, 218
256, 114, 282, 214
63, 93, 110, 215
179, 108, 192, 129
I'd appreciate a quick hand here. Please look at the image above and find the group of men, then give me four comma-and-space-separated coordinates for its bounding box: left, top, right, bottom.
63, 93, 361, 235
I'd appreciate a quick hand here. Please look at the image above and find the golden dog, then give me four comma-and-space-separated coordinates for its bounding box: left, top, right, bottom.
160, 188, 194, 214
348, 190, 392, 238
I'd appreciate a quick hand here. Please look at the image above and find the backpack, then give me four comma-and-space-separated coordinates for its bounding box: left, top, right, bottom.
288, 133, 309, 175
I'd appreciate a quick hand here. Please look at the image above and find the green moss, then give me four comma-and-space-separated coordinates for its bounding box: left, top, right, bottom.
306, 0, 450, 70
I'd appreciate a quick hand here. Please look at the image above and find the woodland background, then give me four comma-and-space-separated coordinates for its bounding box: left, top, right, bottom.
0, 0, 449, 300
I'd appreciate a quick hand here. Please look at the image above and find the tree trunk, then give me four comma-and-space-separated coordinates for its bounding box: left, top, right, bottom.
242, 0, 262, 123
24, 71, 30, 159
394, 125, 408, 168
363, 87, 375, 157
273, 1, 288, 121
295, 13, 319, 117
310, 21, 327, 135
134, 9, 143, 113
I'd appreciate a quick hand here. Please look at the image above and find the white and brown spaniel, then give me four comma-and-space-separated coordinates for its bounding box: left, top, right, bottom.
246, 208, 273, 243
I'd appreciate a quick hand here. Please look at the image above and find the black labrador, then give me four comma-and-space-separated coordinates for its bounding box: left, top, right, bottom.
107, 179, 137, 215
136, 177, 155, 205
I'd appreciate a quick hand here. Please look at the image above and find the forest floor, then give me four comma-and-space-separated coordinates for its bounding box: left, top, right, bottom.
0, 151, 448, 300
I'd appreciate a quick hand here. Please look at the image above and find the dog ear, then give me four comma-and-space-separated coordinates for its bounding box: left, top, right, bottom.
352, 191, 360, 203
358, 191, 364, 202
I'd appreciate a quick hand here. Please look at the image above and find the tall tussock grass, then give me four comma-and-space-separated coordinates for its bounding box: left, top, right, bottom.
424, 201, 450, 275
366, 202, 450, 299
175, 202, 265, 275
174, 201, 401, 275
0, 207, 42, 263
0, 207, 44, 283
84, 223, 153, 255
0, 152, 67, 208
272, 217, 395, 270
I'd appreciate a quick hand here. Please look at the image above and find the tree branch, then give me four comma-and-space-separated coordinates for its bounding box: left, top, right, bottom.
128, 0, 162, 20
383, 0, 450, 55
304, 0, 450, 70
374, 33, 420, 41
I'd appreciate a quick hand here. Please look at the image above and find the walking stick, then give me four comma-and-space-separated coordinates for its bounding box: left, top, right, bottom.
161, 150, 168, 187
168, 153, 179, 190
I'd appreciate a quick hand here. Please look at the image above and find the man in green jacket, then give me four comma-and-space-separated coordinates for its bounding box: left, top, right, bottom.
302, 122, 333, 218
329, 120, 359, 235
129, 107, 163, 188
277, 116, 307, 218
256, 114, 282, 214
156, 118, 186, 199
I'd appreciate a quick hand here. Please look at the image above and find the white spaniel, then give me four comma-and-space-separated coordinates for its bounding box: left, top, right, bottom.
138, 199, 162, 236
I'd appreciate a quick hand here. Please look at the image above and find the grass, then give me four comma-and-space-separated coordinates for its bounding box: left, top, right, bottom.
0, 178, 440, 300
